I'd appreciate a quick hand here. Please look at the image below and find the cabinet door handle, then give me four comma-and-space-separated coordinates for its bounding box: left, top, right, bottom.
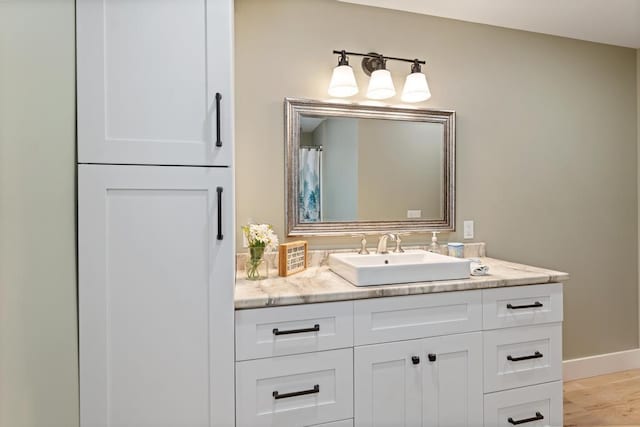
216, 187, 223, 240
507, 351, 543, 362
411, 356, 420, 365
507, 411, 544, 425
506, 301, 543, 310
215, 92, 222, 147
428, 353, 437, 362
272, 324, 320, 336
272, 384, 319, 400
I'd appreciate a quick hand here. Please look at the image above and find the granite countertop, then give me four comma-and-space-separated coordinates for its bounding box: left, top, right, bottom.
234, 255, 569, 310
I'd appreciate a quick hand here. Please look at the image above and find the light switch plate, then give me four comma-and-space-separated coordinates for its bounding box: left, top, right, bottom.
463, 220, 474, 239
407, 209, 422, 218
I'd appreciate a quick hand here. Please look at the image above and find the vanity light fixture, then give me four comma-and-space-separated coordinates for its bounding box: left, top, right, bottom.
328, 50, 359, 98
366, 59, 396, 100
329, 50, 430, 102
401, 60, 431, 103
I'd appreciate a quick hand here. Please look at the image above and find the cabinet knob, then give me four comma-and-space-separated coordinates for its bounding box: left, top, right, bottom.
428, 353, 437, 362
411, 356, 420, 365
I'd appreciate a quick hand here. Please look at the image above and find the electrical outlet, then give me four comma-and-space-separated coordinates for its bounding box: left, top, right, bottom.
407, 209, 422, 218
463, 220, 474, 239
242, 233, 248, 248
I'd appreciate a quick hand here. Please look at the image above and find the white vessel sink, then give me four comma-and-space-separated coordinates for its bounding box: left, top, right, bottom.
328, 249, 471, 286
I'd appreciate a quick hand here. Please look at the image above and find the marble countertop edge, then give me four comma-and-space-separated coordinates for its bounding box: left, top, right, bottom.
234, 256, 570, 310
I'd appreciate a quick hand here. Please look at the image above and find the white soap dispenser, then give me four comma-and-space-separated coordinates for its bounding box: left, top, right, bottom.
428, 231, 440, 253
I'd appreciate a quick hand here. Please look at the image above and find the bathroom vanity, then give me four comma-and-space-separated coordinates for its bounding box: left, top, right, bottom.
235, 77, 568, 427
234, 253, 568, 427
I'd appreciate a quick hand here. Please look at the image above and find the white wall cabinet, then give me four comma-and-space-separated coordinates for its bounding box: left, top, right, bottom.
79, 164, 234, 426
236, 284, 563, 427
77, 0, 233, 166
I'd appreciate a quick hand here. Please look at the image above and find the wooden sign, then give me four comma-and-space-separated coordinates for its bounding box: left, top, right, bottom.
278, 241, 308, 277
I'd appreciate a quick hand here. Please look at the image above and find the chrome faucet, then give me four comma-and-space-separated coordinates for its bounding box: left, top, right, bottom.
352, 234, 370, 255
393, 234, 405, 253
376, 233, 396, 254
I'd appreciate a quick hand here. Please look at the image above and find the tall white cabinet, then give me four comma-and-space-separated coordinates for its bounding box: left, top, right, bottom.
77, 0, 232, 166
77, 0, 235, 426
79, 165, 234, 426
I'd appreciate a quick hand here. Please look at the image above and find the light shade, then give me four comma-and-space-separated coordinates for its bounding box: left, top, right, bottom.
366, 69, 396, 100
401, 72, 431, 103
328, 65, 358, 98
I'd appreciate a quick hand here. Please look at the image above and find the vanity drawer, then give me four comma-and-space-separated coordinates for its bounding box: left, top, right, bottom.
483, 283, 563, 330
354, 291, 482, 345
484, 323, 562, 393
484, 381, 563, 427
236, 348, 353, 427
235, 301, 353, 361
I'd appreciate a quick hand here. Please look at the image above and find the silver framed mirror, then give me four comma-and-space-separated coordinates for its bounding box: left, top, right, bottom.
285, 98, 455, 236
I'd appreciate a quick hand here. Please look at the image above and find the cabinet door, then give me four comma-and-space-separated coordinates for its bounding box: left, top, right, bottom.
354, 341, 423, 427
77, 0, 232, 166
422, 332, 483, 427
79, 165, 234, 427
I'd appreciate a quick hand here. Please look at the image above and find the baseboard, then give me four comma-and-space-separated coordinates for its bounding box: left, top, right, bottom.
563, 348, 640, 381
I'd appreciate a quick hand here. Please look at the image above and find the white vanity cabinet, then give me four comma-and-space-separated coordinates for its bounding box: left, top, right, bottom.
235, 283, 563, 427
353, 292, 483, 427
355, 332, 483, 427
79, 165, 235, 426
481, 284, 564, 427
77, 0, 233, 166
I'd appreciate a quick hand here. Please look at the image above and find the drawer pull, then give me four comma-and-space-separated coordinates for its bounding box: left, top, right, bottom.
506, 301, 543, 310
428, 353, 437, 362
272, 324, 320, 336
507, 411, 544, 425
272, 384, 319, 400
507, 351, 543, 362
411, 356, 420, 365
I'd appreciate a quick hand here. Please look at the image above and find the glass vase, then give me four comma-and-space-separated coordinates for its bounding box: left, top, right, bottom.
245, 246, 267, 281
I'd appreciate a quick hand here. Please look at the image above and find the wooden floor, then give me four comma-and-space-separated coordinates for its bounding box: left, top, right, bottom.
564, 369, 640, 426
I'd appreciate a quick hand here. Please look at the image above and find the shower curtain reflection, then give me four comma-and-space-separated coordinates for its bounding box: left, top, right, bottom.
299, 147, 322, 222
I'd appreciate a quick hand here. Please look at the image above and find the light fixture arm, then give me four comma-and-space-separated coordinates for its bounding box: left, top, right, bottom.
410, 60, 422, 74
337, 50, 349, 66
332, 50, 426, 66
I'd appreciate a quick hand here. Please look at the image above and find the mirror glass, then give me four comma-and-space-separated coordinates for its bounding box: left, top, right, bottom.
286, 98, 455, 236
299, 116, 444, 223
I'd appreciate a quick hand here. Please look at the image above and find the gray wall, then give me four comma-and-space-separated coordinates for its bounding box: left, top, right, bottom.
0, 1, 78, 426
235, 0, 639, 359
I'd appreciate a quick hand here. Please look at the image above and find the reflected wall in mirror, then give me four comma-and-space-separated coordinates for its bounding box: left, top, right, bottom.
286, 98, 455, 236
